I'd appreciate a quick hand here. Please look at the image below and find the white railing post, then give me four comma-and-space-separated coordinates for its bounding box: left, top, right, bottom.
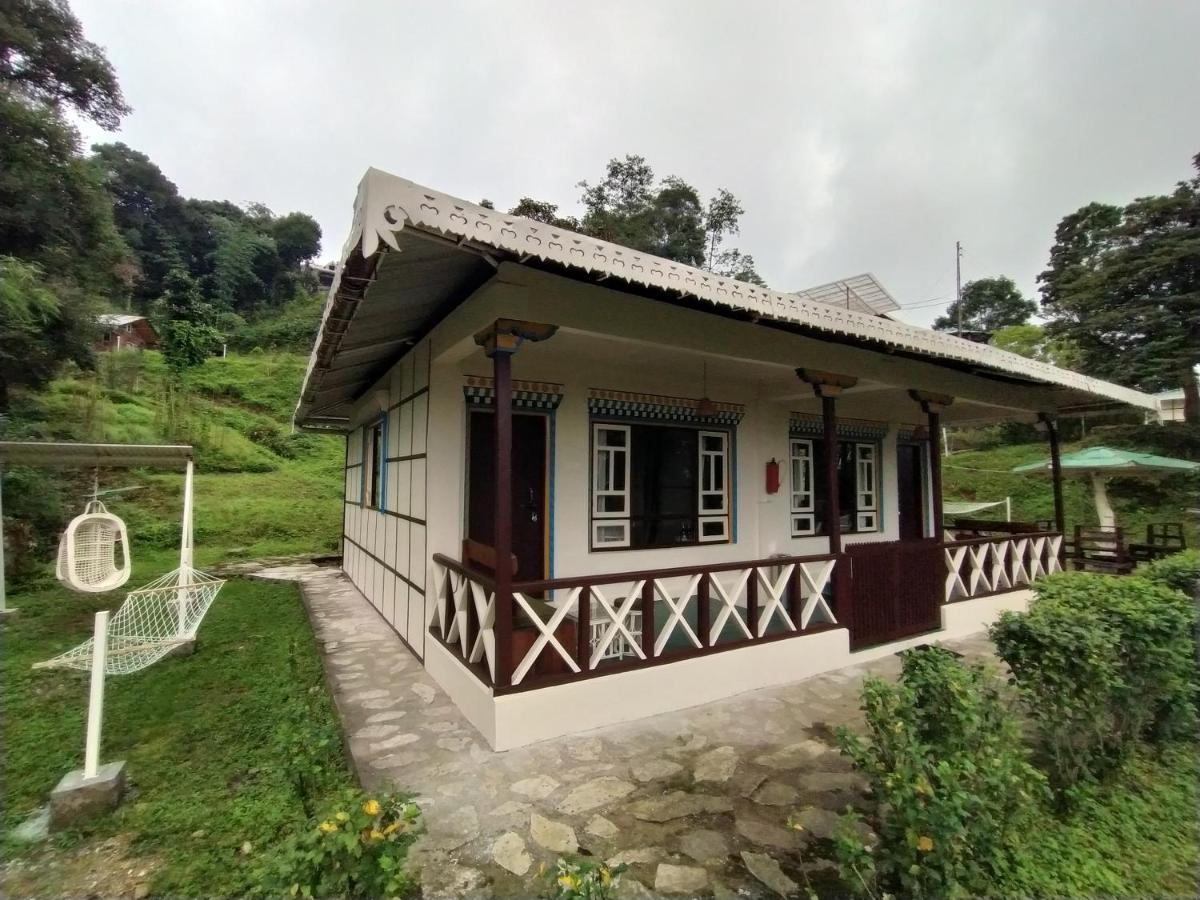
84, 610, 109, 779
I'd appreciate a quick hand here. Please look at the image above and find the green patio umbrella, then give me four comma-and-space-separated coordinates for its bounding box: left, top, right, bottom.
1013, 445, 1199, 528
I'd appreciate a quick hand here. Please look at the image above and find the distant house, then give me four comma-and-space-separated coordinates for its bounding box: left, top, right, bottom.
1149, 384, 1197, 423
96, 314, 158, 352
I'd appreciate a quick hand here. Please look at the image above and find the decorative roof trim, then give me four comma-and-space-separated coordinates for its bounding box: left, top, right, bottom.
297, 168, 1156, 426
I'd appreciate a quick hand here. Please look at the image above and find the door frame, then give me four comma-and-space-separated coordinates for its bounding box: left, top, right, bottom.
464, 407, 555, 580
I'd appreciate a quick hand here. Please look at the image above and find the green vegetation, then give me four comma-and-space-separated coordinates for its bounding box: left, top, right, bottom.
831, 647, 1044, 898
0, 577, 361, 896
941, 425, 1200, 548
1, 349, 343, 576
831, 567, 1199, 899
992, 572, 1197, 800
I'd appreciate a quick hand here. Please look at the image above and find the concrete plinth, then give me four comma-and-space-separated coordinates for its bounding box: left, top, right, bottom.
49, 761, 127, 830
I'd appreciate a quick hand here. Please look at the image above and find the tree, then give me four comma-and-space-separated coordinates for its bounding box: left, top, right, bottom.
0, 0, 129, 128
1040, 153, 1200, 422
990, 323, 1078, 369
510, 155, 765, 283
156, 268, 220, 375
270, 212, 322, 269
932, 276, 1036, 334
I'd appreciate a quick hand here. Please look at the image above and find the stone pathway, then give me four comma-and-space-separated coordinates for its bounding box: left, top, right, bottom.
289, 567, 995, 899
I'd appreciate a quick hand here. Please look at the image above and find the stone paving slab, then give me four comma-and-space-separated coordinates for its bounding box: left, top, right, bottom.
295, 568, 996, 898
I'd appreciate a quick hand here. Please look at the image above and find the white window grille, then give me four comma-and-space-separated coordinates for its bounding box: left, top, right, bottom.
855, 442, 878, 532
698, 430, 730, 542
790, 438, 815, 536
592, 424, 630, 546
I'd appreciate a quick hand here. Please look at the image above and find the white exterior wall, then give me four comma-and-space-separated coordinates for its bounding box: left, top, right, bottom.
336, 269, 1031, 750
342, 339, 431, 658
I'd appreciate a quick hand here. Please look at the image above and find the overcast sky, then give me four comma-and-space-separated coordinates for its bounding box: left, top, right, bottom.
73, 0, 1199, 326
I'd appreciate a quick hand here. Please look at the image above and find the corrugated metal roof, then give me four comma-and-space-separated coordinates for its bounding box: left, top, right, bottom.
97, 313, 146, 327
0, 442, 193, 469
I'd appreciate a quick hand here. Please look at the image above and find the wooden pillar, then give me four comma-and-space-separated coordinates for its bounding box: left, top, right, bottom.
1040, 413, 1066, 536
474, 318, 558, 687
797, 369, 858, 556
909, 391, 953, 541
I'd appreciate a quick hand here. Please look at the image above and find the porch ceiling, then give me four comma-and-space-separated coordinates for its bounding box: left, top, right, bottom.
295, 167, 1156, 430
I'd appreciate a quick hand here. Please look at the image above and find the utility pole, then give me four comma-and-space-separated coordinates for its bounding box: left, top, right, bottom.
955, 240, 963, 336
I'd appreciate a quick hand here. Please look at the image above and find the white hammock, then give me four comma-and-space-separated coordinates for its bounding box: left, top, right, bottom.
55, 499, 131, 593
37, 460, 225, 676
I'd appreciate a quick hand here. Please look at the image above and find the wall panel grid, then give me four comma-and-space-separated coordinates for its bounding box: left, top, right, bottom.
340, 339, 432, 661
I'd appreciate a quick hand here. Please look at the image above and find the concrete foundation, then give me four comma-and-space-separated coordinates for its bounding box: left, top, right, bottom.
49, 761, 127, 830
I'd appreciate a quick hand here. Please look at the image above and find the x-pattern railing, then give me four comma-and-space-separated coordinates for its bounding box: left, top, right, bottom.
433, 551, 839, 691
943, 533, 1062, 602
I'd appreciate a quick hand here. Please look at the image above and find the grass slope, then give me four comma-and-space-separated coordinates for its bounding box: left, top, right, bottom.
3, 349, 344, 569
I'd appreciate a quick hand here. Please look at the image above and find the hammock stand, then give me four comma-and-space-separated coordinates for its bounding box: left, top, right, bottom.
56, 494, 132, 594
0, 442, 224, 785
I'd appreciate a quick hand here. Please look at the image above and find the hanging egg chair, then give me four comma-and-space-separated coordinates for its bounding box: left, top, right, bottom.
56, 499, 132, 593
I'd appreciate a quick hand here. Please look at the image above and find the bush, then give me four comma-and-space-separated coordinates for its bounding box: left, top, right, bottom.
832, 647, 1044, 898
1140, 549, 1200, 594
255, 790, 420, 898
542, 857, 628, 899
991, 572, 1198, 800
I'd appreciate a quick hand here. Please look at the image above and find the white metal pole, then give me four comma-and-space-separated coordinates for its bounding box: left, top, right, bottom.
1005, 496, 1012, 523
84, 610, 109, 779
177, 460, 194, 636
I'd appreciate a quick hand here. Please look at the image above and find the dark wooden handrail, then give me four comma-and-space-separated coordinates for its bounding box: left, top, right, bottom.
509, 551, 838, 594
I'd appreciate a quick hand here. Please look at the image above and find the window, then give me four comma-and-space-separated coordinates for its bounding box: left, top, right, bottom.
790, 439, 815, 535
590, 422, 732, 550
363, 418, 385, 509
789, 438, 879, 537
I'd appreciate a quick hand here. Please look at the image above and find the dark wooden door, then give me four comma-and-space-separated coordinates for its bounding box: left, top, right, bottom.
844, 540, 942, 649
897, 443, 926, 541
467, 411, 547, 581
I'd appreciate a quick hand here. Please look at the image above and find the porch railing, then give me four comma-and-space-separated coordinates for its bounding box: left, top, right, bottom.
431, 533, 1063, 693
942, 533, 1063, 603
431, 552, 841, 692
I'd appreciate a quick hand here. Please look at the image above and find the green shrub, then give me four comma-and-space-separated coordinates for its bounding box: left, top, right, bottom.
991, 572, 1198, 800
254, 790, 419, 898
1140, 549, 1200, 594
542, 857, 628, 899
833, 647, 1044, 898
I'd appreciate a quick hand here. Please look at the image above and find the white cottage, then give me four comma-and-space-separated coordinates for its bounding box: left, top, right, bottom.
295, 168, 1155, 750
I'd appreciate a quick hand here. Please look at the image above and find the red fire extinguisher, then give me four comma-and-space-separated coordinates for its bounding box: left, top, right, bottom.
765, 458, 780, 494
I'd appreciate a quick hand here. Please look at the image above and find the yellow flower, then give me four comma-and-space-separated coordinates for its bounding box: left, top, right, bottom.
600, 868, 613, 886
558, 874, 580, 890
362, 799, 382, 816
383, 822, 401, 836
917, 836, 934, 852
369, 829, 384, 841
335, 811, 349, 823
318, 821, 337, 834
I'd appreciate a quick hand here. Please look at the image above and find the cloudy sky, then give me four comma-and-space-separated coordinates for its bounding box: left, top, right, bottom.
73, 0, 1199, 326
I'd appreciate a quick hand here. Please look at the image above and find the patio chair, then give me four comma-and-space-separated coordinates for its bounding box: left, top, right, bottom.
1129, 523, 1187, 563
1072, 525, 1133, 575
590, 604, 644, 662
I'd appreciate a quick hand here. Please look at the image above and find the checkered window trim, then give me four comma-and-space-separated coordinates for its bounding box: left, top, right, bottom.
463, 377, 564, 411
789, 413, 888, 440
587, 389, 744, 426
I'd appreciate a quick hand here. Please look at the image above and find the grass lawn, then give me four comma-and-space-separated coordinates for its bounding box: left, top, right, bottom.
1, 572, 353, 897
1013, 745, 1200, 897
